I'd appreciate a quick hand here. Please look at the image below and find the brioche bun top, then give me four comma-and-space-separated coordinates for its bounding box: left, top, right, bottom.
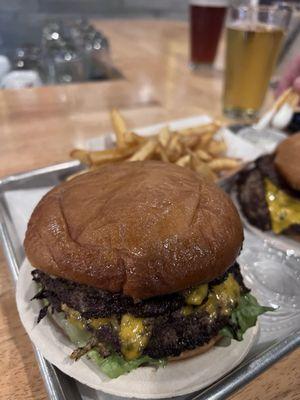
24, 161, 243, 299
275, 133, 300, 191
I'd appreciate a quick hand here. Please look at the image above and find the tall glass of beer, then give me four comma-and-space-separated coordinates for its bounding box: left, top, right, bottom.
223, 5, 292, 120
190, 0, 228, 68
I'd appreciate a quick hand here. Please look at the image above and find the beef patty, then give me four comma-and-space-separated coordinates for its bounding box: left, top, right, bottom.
237, 154, 300, 234
31, 263, 248, 359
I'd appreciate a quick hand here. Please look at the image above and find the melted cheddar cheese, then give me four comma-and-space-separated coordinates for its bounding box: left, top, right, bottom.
119, 314, 150, 360
62, 304, 111, 330
265, 178, 300, 234
61, 305, 151, 360
62, 274, 241, 360
185, 284, 208, 306
88, 318, 111, 329
202, 274, 241, 318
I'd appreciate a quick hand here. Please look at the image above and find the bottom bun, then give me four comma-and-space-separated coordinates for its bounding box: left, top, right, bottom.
169, 336, 221, 361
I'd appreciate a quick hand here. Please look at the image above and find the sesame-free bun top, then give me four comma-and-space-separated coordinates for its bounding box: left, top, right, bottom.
275, 133, 300, 191
24, 161, 243, 299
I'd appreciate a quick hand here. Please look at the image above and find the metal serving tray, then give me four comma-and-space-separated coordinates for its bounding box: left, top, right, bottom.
0, 160, 299, 400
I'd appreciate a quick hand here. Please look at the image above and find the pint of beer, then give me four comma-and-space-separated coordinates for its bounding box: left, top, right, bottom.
190, 0, 228, 68
223, 6, 291, 119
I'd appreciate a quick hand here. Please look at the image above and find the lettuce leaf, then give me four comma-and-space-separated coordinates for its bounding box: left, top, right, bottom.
49, 292, 271, 378
53, 312, 92, 347
53, 311, 165, 378
60, 317, 92, 347
220, 293, 274, 341
88, 350, 166, 379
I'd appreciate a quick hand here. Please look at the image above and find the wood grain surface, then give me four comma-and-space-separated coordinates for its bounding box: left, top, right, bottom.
0, 19, 299, 400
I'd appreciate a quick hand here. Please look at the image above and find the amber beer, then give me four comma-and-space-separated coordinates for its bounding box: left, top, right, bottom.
190, 0, 228, 67
223, 24, 284, 118
222, 4, 292, 119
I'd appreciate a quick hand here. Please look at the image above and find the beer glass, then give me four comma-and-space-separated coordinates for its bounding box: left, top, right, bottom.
189, 0, 228, 68
223, 5, 291, 120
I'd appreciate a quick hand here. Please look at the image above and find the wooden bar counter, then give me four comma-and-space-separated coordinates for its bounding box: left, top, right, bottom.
0, 19, 299, 400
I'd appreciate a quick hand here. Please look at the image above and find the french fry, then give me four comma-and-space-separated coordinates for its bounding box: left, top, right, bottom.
190, 154, 217, 181
178, 122, 221, 136
66, 168, 92, 181
158, 126, 171, 147
70, 149, 92, 165
287, 91, 300, 109
89, 146, 137, 165
207, 140, 227, 156
156, 144, 169, 162
111, 109, 146, 147
110, 108, 127, 148
208, 158, 240, 172
195, 148, 212, 162
273, 87, 293, 112
167, 133, 183, 162
127, 131, 147, 146
128, 139, 157, 161
200, 131, 218, 147
70, 109, 241, 183
179, 134, 201, 149
176, 154, 191, 167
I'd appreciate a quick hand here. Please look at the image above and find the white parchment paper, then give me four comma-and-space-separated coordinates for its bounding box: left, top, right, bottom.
4, 187, 52, 243
16, 259, 258, 398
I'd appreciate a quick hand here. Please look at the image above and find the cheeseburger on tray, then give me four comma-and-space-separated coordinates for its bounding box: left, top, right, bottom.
25, 161, 271, 378
237, 132, 300, 238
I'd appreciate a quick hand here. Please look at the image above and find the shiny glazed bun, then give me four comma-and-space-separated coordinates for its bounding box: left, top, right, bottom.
275, 133, 300, 191
24, 161, 243, 299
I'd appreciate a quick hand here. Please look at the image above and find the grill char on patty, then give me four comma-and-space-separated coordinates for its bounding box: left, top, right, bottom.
32, 270, 186, 320
237, 154, 300, 234
145, 313, 229, 358
32, 262, 248, 359
32, 263, 246, 320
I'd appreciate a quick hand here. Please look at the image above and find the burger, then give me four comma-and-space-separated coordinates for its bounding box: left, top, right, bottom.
237, 132, 300, 238
24, 161, 271, 379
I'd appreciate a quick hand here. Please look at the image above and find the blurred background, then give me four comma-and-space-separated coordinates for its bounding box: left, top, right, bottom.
0, 0, 298, 47
0, 0, 190, 53
0, 0, 298, 88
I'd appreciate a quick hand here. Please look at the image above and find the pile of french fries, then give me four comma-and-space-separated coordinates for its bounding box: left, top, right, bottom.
70, 109, 241, 181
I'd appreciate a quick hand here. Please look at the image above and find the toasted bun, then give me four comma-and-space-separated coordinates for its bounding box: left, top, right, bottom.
24, 161, 243, 299
275, 133, 300, 191
170, 336, 220, 361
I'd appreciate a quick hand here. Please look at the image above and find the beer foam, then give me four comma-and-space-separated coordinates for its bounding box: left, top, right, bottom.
228, 21, 284, 32
190, 0, 229, 6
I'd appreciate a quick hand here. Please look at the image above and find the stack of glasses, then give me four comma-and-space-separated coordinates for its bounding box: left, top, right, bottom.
40, 19, 110, 84
1, 19, 111, 88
